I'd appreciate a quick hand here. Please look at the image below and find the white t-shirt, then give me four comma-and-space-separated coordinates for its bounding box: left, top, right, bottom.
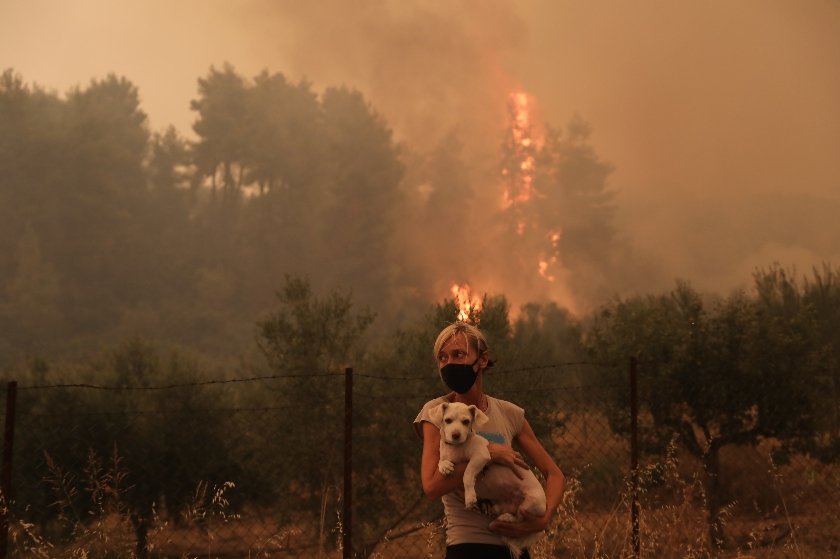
414, 394, 526, 546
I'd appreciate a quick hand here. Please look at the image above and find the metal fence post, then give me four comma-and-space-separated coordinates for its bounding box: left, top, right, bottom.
629, 357, 640, 558
343, 368, 353, 559
0, 381, 18, 559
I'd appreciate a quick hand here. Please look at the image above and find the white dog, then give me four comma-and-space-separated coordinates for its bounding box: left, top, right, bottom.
430, 401, 547, 557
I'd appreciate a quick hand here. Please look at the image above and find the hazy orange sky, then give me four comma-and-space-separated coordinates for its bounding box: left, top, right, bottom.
3, 0, 840, 300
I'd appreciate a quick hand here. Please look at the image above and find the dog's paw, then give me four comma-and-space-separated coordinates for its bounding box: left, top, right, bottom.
495, 513, 517, 522
465, 490, 479, 510
476, 499, 495, 516
438, 460, 455, 475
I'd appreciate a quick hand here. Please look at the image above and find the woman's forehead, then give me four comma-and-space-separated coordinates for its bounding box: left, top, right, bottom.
439, 333, 472, 352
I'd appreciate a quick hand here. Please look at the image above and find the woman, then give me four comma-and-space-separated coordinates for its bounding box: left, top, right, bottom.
414, 322, 565, 559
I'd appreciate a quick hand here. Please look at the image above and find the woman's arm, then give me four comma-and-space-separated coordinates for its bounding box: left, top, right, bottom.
490, 419, 565, 536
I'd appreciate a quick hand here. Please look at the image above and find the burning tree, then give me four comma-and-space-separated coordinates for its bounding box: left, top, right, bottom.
450, 283, 484, 325
494, 91, 619, 311
499, 91, 558, 283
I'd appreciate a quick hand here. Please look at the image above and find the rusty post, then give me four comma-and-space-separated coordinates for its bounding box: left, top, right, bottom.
0, 381, 18, 559
343, 368, 353, 559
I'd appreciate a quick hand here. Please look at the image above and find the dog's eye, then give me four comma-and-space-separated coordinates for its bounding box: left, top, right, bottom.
462, 419, 470, 426
444, 418, 453, 424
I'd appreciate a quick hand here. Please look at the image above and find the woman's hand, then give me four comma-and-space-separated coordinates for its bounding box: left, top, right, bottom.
487, 442, 528, 479
488, 509, 548, 536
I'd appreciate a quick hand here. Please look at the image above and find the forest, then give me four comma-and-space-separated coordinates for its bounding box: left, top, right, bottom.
0, 63, 626, 365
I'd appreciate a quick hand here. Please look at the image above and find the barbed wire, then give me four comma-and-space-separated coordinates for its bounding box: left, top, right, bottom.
352, 361, 621, 382
353, 381, 628, 403
18, 404, 333, 418
5, 362, 625, 419
13, 371, 344, 392
2, 360, 621, 392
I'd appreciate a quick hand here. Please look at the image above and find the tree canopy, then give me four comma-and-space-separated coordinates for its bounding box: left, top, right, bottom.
585, 267, 840, 545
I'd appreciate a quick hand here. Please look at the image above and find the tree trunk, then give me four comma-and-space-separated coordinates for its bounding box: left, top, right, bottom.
236, 163, 245, 190
679, 421, 727, 548
223, 161, 236, 200
832, 366, 839, 442
703, 441, 726, 548
131, 512, 149, 559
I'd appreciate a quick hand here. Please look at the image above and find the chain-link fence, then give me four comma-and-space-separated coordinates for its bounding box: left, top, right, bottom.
1, 360, 839, 558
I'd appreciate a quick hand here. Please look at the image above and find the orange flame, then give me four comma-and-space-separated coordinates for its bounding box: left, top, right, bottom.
499, 90, 571, 289
538, 229, 563, 282
450, 283, 483, 325
538, 260, 554, 282
501, 91, 540, 213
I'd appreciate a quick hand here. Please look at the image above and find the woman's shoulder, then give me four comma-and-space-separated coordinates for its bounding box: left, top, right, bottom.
413, 395, 451, 439
417, 394, 451, 415
487, 395, 525, 415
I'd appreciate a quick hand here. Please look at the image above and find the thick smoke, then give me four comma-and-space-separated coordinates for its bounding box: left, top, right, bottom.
3, 0, 840, 312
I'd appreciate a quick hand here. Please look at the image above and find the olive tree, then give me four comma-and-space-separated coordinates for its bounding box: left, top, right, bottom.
585, 279, 818, 546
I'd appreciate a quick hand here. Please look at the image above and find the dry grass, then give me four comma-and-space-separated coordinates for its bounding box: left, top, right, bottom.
8, 436, 839, 558
529, 436, 840, 559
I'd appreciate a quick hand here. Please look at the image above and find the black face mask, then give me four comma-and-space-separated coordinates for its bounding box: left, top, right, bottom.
440, 358, 480, 394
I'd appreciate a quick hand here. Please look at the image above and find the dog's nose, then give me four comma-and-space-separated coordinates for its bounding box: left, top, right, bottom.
452, 432, 460, 440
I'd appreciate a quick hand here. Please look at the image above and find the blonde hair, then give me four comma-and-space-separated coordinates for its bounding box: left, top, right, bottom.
433, 322, 491, 364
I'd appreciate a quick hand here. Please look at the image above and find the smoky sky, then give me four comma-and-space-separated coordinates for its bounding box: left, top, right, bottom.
3, 0, 840, 306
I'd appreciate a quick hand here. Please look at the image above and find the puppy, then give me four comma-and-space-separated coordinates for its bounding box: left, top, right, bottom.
429, 401, 547, 557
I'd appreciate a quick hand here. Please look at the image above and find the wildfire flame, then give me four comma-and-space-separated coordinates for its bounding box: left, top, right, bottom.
439, 89, 576, 316
450, 283, 483, 325
501, 90, 567, 286
538, 228, 563, 282
501, 91, 540, 214
538, 260, 553, 282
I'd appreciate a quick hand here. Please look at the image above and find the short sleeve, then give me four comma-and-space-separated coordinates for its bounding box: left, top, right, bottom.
413, 396, 447, 439
512, 404, 526, 437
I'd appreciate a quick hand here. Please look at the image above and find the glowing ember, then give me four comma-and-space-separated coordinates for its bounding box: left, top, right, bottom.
538, 260, 554, 282
450, 283, 483, 325
537, 229, 563, 282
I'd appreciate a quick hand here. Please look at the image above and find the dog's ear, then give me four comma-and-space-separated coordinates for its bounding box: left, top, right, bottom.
469, 405, 490, 429
428, 402, 447, 428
